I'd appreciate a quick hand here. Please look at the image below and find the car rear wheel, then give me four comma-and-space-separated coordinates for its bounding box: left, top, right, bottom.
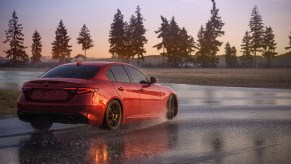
166, 95, 177, 120
102, 100, 122, 130
30, 117, 53, 131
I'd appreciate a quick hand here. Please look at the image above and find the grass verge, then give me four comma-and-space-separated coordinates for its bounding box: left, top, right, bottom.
0, 89, 20, 119
142, 68, 291, 89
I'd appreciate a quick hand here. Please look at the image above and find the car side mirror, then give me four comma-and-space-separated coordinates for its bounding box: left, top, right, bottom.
150, 77, 157, 84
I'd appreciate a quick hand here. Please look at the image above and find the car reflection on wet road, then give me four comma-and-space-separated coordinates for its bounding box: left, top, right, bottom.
1, 106, 291, 163
0, 70, 291, 163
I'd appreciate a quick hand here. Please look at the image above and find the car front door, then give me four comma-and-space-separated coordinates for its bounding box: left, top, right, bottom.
124, 66, 161, 116
107, 65, 140, 118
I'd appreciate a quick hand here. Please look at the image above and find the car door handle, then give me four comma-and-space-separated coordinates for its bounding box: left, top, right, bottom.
118, 87, 124, 91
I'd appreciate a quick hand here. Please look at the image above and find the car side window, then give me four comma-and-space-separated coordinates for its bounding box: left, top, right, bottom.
124, 66, 148, 84
106, 69, 116, 81
110, 65, 131, 83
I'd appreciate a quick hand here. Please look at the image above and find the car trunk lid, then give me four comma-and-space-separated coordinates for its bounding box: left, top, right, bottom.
22, 78, 97, 102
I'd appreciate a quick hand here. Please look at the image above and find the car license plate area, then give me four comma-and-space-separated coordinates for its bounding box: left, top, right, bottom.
54, 90, 69, 101
29, 89, 69, 102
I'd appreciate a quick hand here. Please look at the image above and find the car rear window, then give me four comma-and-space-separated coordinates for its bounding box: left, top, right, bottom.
41, 65, 99, 79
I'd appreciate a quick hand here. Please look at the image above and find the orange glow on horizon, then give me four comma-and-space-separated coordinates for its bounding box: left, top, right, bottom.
0, 0, 290, 59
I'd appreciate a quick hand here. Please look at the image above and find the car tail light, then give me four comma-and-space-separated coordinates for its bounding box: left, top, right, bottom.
63, 88, 99, 94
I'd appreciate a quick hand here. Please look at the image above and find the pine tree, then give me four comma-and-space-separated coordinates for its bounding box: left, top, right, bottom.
207, 0, 225, 53
168, 17, 181, 67
31, 30, 42, 64
249, 5, 264, 68
77, 24, 94, 59
125, 15, 138, 60
285, 32, 291, 52
3, 10, 28, 65
153, 16, 170, 64
240, 31, 253, 67
225, 42, 232, 67
154, 16, 195, 67
132, 5, 148, 65
109, 9, 127, 60
262, 26, 277, 67
178, 27, 196, 65
196, 26, 208, 66
225, 42, 237, 68
51, 20, 72, 63
231, 46, 238, 67
195, 0, 225, 68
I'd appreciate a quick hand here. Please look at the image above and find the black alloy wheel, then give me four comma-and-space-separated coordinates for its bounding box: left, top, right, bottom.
166, 95, 177, 120
103, 100, 122, 130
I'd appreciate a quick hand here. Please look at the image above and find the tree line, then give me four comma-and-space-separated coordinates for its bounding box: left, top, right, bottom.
3, 1, 291, 67
3, 11, 94, 64
225, 6, 278, 68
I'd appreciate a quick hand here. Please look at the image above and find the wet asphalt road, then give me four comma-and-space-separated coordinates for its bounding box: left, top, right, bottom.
0, 71, 291, 163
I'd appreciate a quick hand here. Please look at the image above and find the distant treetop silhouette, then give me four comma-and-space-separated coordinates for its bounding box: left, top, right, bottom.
3, 10, 29, 65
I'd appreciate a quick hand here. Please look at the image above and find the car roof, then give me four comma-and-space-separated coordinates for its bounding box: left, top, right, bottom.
61, 61, 131, 67
60, 61, 141, 81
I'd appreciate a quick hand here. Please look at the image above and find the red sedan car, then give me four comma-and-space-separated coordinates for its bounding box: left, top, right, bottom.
17, 62, 178, 130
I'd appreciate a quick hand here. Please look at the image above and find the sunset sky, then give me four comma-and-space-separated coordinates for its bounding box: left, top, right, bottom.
0, 0, 290, 59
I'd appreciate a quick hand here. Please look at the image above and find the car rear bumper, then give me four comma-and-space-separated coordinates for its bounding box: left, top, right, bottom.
17, 111, 89, 124
17, 103, 105, 126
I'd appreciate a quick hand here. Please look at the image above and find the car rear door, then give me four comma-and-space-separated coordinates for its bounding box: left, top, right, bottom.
107, 65, 140, 118
124, 66, 161, 115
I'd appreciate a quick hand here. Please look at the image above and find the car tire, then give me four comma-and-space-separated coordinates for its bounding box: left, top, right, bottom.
166, 95, 177, 120
30, 117, 53, 131
102, 100, 122, 130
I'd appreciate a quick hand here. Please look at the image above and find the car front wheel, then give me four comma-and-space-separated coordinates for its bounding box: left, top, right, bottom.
166, 95, 177, 120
